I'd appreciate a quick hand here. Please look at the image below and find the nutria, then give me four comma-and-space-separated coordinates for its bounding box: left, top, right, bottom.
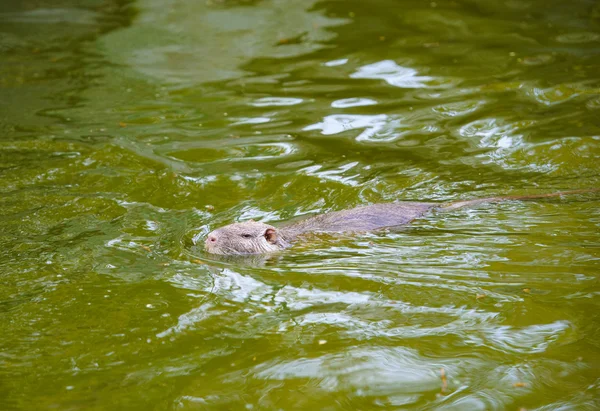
204, 189, 598, 255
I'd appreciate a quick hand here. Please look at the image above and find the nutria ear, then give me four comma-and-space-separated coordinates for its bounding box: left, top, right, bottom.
264, 228, 277, 243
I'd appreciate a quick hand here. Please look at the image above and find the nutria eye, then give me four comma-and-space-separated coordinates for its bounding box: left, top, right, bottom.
241, 234, 252, 239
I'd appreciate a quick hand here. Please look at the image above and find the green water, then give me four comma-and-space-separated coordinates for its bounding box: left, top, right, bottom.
2, 0, 600, 409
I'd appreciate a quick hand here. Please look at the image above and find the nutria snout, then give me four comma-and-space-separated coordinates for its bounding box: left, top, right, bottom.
204, 189, 599, 255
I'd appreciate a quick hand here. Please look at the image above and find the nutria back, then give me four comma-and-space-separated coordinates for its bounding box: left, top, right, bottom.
281, 202, 435, 234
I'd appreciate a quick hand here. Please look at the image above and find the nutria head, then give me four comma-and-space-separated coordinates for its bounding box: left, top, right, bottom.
205, 221, 288, 255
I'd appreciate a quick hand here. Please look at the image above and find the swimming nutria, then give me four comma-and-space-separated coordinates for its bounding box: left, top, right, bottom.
204, 189, 598, 255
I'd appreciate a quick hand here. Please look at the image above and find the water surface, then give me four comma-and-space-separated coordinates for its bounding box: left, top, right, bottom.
1, 0, 600, 409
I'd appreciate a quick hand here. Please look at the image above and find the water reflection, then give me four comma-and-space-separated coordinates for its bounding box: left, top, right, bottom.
255, 346, 450, 396
331, 98, 378, 108
300, 161, 362, 186
251, 97, 304, 107
304, 114, 408, 142
99, 0, 348, 84
350, 60, 434, 88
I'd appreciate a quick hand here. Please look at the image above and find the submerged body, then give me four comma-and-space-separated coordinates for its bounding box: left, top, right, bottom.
204, 189, 598, 255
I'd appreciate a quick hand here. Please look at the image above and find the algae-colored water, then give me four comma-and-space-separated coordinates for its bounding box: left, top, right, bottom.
2, 0, 600, 409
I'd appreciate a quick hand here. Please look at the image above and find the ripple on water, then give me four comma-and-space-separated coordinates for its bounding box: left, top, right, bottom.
304, 114, 412, 142
160, 256, 509, 346
254, 346, 483, 404
230, 117, 271, 125
331, 98, 378, 108
451, 117, 565, 172
167, 141, 296, 163
3, 0, 600, 408
304, 113, 388, 135
250, 97, 304, 107
299, 161, 362, 186
466, 320, 577, 354
350, 60, 435, 88
556, 32, 600, 44
525, 82, 593, 106
323, 58, 348, 67
587, 96, 600, 110
520, 54, 554, 66
432, 99, 487, 118
458, 118, 523, 149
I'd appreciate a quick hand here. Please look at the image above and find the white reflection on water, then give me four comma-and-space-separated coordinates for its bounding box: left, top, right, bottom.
299, 161, 361, 186
304, 114, 387, 135
459, 118, 516, 144
350, 60, 434, 88
331, 98, 378, 108
323, 58, 348, 67
231, 117, 271, 125
432, 99, 487, 117
304, 114, 408, 142
525, 82, 589, 106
